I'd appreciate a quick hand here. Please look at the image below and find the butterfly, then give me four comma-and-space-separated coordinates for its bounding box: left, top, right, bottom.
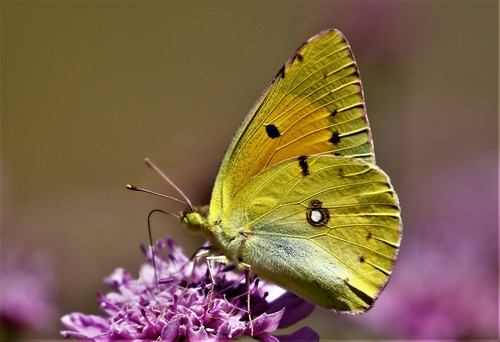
180, 28, 402, 313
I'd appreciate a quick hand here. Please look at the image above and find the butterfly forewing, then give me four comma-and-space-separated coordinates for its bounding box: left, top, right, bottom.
212, 29, 374, 210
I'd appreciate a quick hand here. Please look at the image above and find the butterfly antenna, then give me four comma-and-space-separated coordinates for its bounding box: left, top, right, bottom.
146, 209, 179, 289
126, 184, 187, 208
144, 158, 193, 209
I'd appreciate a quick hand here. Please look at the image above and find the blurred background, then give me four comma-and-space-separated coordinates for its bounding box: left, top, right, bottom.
2, 1, 498, 339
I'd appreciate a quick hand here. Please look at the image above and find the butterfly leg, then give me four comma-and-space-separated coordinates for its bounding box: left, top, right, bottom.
196, 253, 256, 336
244, 265, 254, 336
205, 255, 230, 311
181, 247, 212, 292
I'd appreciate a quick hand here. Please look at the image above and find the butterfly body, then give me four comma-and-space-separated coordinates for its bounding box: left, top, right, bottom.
182, 29, 401, 313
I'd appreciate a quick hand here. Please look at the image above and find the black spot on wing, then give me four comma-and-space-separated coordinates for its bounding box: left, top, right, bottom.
338, 167, 344, 177
330, 109, 338, 117
329, 131, 341, 145
298, 155, 309, 176
276, 65, 286, 79
344, 278, 374, 307
265, 124, 281, 138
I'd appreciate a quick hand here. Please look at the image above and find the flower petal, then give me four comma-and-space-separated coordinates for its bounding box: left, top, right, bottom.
60, 313, 110, 338
251, 308, 285, 335
267, 292, 315, 328
216, 320, 246, 341
160, 316, 181, 341
274, 326, 319, 342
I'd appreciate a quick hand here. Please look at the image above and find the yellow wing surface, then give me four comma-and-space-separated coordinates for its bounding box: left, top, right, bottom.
215, 155, 401, 312
210, 29, 374, 213
182, 29, 402, 313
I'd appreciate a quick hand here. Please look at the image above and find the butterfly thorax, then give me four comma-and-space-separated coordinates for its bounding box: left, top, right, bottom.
181, 204, 249, 267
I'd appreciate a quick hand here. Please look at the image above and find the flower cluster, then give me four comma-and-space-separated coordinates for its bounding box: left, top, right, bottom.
0, 248, 57, 335
61, 237, 318, 341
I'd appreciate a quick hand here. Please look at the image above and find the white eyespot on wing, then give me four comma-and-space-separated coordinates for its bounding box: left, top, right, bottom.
310, 209, 323, 223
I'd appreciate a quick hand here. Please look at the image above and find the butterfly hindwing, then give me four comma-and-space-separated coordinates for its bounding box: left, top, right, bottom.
219, 155, 401, 312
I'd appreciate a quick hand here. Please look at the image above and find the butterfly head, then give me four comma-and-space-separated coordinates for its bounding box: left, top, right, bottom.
180, 205, 210, 233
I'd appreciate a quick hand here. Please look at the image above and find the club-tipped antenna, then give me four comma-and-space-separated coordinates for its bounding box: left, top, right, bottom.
126, 184, 187, 208
144, 158, 193, 209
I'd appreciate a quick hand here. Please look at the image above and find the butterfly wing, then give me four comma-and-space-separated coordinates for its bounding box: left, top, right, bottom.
210, 29, 374, 217
217, 155, 401, 312
198, 29, 401, 312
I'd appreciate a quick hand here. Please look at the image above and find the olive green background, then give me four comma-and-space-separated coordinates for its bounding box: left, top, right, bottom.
2, 1, 498, 339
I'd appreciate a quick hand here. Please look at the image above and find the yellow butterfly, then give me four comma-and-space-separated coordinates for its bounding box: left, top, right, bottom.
180, 29, 402, 313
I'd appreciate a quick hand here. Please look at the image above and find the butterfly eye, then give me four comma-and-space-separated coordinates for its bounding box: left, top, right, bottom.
306, 200, 330, 227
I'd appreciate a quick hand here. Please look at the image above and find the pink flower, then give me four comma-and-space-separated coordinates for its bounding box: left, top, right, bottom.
0, 248, 57, 333
61, 237, 318, 341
